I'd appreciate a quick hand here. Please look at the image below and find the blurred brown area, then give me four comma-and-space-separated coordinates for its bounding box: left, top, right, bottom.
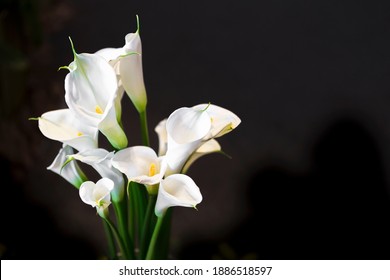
2, 0, 390, 259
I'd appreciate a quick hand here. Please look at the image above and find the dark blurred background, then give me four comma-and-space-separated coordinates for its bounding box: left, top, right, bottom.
2, 0, 390, 260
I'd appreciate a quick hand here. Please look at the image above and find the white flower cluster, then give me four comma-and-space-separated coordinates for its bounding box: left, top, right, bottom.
35, 18, 241, 219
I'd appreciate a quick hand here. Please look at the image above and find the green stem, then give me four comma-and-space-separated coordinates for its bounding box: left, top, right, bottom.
136, 184, 148, 237
146, 215, 165, 260
139, 110, 150, 146
128, 182, 139, 251
102, 219, 116, 259
102, 217, 131, 259
154, 208, 172, 259
113, 198, 135, 259
127, 182, 147, 258
128, 185, 135, 243
140, 194, 157, 259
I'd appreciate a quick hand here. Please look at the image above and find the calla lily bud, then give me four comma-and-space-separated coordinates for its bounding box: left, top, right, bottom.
155, 174, 202, 217
38, 109, 98, 152
64, 39, 127, 149
112, 146, 166, 194
70, 148, 125, 202
95, 16, 147, 113
47, 145, 87, 189
120, 29, 147, 113
79, 178, 114, 218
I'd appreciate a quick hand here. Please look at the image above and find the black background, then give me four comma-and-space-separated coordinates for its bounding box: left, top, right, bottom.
1, 0, 390, 259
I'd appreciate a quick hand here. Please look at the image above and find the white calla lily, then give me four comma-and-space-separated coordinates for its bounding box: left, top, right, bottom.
64, 39, 127, 149
79, 178, 114, 217
112, 146, 166, 193
38, 109, 98, 152
95, 16, 147, 113
192, 103, 241, 139
47, 145, 87, 189
163, 103, 240, 175
155, 174, 202, 217
70, 148, 125, 202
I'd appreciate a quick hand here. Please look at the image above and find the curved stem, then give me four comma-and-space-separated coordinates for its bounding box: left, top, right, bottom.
145, 215, 164, 260
113, 198, 135, 259
102, 217, 131, 259
102, 219, 116, 259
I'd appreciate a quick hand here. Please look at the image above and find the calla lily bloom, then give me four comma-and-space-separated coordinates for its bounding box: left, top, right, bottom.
112, 146, 166, 194
64, 39, 127, 149
70, 148, 125, 202
155, 174, 202, 217
163, 104, 240, 175
79, 178, 114, 217
37, 109, 98, 152
95, 16, 147, 113
47, 145, 88, 189
155, 119, 222, 173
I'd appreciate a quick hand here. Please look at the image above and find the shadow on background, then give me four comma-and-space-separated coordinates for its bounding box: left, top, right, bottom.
179, 118, 390, 259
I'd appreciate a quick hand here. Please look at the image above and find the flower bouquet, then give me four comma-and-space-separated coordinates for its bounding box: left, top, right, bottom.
31, 16, 240, 259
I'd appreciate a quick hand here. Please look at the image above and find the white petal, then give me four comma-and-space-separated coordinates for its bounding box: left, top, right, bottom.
114, 86, 125, 121
166, 107, 211, 144
71, 148, 110, 164
155, 174, 202, 217
95, 48, 126, 121
47, 145, 87, 188
95, 47, 125, 64
165, 136, 202, 175
38, 109, 98, 152
112, 146, 165, 185
97, 103, 128, 149
119, 51, 147, 112
155, 119, 168, 156
119, 57, 147, 113
192, 104, 241, 138
124, 32, 142, 54
95, 177, 115, 193
79, 181, 97, 207
182, 139, 221, 174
